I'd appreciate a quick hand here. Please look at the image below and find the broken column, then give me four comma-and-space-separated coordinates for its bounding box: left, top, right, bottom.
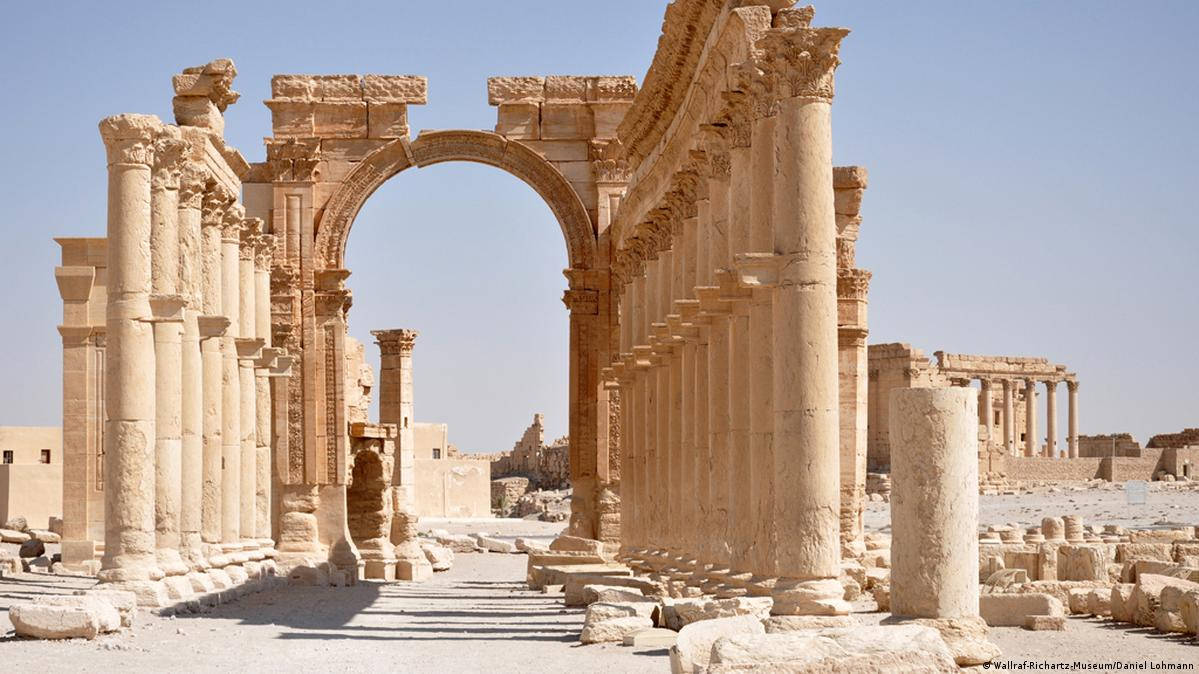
372, 329, 431, 581
889, 386, 997, 665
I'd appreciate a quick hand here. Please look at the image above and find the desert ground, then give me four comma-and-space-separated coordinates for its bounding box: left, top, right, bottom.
3, 487, 1197, 672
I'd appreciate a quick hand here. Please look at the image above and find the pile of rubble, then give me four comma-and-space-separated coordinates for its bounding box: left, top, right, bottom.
489, 477, 572, 522
525, 533, 963, 672
973, 513, 1199, 636
1, 516, 65, 575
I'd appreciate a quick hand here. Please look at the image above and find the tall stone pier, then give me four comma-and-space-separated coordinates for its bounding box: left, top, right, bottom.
889, 386, 997, 666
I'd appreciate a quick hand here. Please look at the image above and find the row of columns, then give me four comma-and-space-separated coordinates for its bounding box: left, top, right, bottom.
98, 114, 288, 604
609, 22, 851, 616
970, 377, 1079, 458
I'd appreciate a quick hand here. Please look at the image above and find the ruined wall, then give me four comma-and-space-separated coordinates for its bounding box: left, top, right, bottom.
1078, 433, 1142, 458
1105, 449, 1166, 482
413, 422, 449, 460
488, 414, 571, 489
866, 343, 946, 472
415, 458, 491, 518
1147, 428, 1199, 449
1001, 456, 1103, 482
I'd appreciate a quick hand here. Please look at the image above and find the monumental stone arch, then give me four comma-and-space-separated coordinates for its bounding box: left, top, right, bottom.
57, 2, 907, 623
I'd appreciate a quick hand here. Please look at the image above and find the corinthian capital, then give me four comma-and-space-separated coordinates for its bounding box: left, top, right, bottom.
239, 217, 262, 259
201, 184, 235, 229
221, 203, 246, 241
758, 26, 850, 101
254, 233, 278, 270
151, 126, 189, 192
178, 162, 207, 210
98, 113, 162, 166
372, 329, 419, 356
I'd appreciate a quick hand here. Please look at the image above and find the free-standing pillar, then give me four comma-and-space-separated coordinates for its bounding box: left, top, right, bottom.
372, 328, 431, 581
761, 25, 850, 616
97, 113, 166, 600
1024, 378, 1037, 457
1045, 380, 1058, 458
149, 127, 188, 583
1067, 380, 1079, 458
978, 379, 993, 445
889, 386, 997, 664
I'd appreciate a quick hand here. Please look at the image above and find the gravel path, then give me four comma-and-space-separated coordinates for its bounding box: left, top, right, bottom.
0, 554, 668, 673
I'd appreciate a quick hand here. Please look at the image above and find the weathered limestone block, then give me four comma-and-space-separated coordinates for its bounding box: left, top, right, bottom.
1154, 582, 1194, 633
1067, 588, 1092, 614
549, 535, 608, 557
670, 615, 765, 674
1173, 541, 1199, 561
871, 582, 890, 612
496, 104, 539, 139
513, 537, 548, 554
487, 76, 545, 105
9, 601, 118, 640
579, 615, 653, 644
562, 573, 663, 605
899, 616, 1001, 667
4, 516, 28, 531
74, 589, 138, 628
979, 593, 1063, 627
540, 104, 594, 140
362, 75, 427, 103
584, 601, 657, 624
473, 534, 517, 554
1041, 517, 1065, 541
1, 528, 31, 543
29, 529, 61, 543
396, 559, 433, 582
582, 584, 644, 605
1058, 545, 1107, 581
1179, 590, 1199, 634
1110, 583, 1135, 622
366, 102, 409, 139
420, 543, 454, 572
623, 627, 676, 648
1024, 615, 1067, 631
1116, 542, 1173, 564
1131, 574, 1199, 627
1086, 588, 1112, 617
660, 596, 772, 631
313, 100, 367, 138
705, 625, 957, 674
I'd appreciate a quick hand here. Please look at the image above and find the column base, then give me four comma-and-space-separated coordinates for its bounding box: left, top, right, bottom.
60, 539, 99, 569
156, 548, 190, 577
882, 615, 999, 667
396, 558, 433, 582
100, 579, 170, 608
363, 558, 397, 581
770, 577, 851, 616
162, 574, 195, 602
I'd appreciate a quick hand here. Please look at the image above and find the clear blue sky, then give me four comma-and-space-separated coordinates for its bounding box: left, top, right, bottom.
1, 2, 1195, 452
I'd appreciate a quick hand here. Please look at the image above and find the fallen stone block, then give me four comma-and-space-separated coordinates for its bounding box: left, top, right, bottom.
580, 615, 653, 644
891, 616, 1000, 667
1058, 545, 1108, 582
28, 529, 61, 543
661, 596, 772, 632
1067, 588, 1093, 614
871, 582, 890, 612
514, 537, 549, 554
18, 539, 45, 558
763, 615, 858, 633
670, 615, 765, 674
1110, 583, 1135, 623
530, 562, 631, 592
421, 543, 454, 571
584, 601, 658, 624
473, 534, 517, 554
0, 528, 30, 543
435, 533, 482, 553
74, 589, 138, 627
1087, 588, 1112, 617
12, 597, 120, 640
1116, 542, 1173, 564
623, 627, 676, 648
984, 568, 1028, 588
1179, 589, 1199, 634
980, 592, 1063, 627
705, 624, 958, 674
1130, 574, 1199, 627
1024, 615, 1067, 631
397, 558, 433, 582
582, 584, 644, 605
3, 516, 28, 531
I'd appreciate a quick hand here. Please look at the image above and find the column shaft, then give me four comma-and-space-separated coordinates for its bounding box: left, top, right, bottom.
220, 218, 241, 545
1067, 382, 1079, 458
1002, 380, 1015, 456
1024, 378, 1037, 457
1045, 381, 1058, 458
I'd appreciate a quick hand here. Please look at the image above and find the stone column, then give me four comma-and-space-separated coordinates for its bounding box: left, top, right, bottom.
1045, 380, 1058, 458
1067, 380, 1079, 458
177, 164, 206, 570
254, 236, 276, 543
1024, 377, 1037, 457
199, 188, 230, 564
97, 113, 167, 603
760, 25, 849, 616
149, 127, 189, 589
220, 206, 243, 549
237, 220, 263, 551
978, 379, 993, 440
889, 387, 996, 664
1002, 379, 1015, 456
372, 329, 431, 581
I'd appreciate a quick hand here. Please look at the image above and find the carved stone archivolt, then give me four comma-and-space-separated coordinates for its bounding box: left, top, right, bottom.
314, 130, 596, 271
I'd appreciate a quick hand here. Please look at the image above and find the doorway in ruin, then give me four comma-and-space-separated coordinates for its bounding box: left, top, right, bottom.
346, 446, 394, 577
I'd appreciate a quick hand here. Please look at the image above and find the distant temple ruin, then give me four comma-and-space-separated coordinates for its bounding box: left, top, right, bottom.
488, 414, 570, 490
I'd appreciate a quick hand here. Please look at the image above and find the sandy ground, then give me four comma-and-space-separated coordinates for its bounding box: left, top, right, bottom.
3, 493, 1198, 670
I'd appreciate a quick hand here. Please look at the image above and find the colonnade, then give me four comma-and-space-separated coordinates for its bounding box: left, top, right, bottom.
97, 114, 287, 605
609, 19, 851, 617
968, 376, 1079, 458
